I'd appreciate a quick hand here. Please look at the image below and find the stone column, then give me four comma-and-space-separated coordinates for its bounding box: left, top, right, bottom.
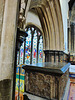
0, 0, 19, 100
0, 0, 5, 66
71, 24, 74, 52
0, 0, 5, 45
74, 25, 75, 51
69, 27, 71, 52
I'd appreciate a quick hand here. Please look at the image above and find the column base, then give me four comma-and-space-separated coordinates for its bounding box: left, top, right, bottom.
0, 79, 11, 100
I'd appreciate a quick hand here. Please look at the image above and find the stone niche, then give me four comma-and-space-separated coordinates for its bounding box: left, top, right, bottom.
23, 62, 70, 100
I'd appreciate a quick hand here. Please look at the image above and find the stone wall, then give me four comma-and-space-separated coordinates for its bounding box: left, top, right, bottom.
0, 0, 19, 99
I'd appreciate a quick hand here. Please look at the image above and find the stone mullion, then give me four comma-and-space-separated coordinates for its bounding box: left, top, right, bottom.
37, 30, 39, 63
30, 31, 33, 64
36, 8, 46, 50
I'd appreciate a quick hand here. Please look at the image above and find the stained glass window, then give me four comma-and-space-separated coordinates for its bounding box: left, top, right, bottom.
32, 30, 37, 64
25, 28, 31, 64
24, 26, 43, 64
38, 36, 43, 63
17, 25, 43, 65
16, 25, 43, 94
20, 42, 24, 64
17, 51, 19, 65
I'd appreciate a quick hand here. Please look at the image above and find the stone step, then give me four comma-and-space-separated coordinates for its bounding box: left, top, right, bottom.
23, 92, 47, 100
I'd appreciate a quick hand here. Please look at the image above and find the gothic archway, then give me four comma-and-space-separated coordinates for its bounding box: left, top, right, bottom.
18, 0, 64, 50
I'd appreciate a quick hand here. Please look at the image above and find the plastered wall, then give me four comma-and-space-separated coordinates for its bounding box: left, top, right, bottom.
26, 11, 41, 28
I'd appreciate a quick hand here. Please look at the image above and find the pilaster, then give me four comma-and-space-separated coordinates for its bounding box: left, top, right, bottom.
0, 0, 19, 99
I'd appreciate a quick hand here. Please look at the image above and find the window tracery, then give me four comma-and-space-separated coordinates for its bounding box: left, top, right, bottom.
17, 25, 43, 65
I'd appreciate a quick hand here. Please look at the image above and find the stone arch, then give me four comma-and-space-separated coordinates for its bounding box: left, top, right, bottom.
24, 22, 45, 50
25, 23, 46, 55
25, 23, 43, 34
23, 0, 64, 50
